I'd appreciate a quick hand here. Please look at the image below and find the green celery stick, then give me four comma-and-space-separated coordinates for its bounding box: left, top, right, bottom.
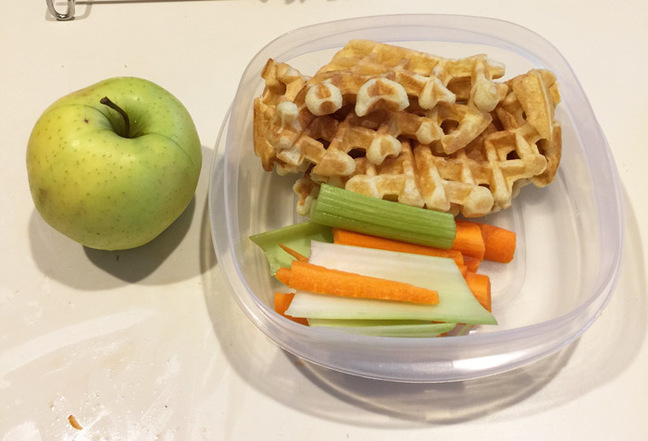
250, 222, 333, 275
307, 319, 457, 338
309, 184, 456, 249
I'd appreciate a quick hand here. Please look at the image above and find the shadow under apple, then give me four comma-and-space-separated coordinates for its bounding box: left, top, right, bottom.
29, 144, 216, 289
28, 196, 195, 288
82, 197, 195, 283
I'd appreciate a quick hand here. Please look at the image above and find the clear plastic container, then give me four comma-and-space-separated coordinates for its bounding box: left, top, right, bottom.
208, 14, 624, 382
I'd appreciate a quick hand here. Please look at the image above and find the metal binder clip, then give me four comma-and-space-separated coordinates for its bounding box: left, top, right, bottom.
46, 0, 76, 21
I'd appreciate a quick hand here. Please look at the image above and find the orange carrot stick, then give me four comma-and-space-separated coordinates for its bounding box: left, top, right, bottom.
477, 223, 516, 263
465, 272, 492, 312
275, 267, 292, 285
463, 255, 482, 273
332, 228, 464, 267
452, 221, 486, 260
455, 220, 516, 263
276, 261, 439, 305
278, 243, 308, 262
274, 292, 309, 325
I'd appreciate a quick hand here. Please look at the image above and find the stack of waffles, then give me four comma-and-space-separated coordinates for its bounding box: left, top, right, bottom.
253, 39, 561, 217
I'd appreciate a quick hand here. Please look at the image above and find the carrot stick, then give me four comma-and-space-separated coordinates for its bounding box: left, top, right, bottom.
274, 291, 294, 314
332, 228, 464, 267
465, 272, 492, 312
275, 267, 292, 285
455, 220, 516, 263
274, 292, 309, 325
278, 243, 308, 262
463, 255, 482, 272
477, 223, 516, 263
451, 221, 486, 260
276, 260, 439, 305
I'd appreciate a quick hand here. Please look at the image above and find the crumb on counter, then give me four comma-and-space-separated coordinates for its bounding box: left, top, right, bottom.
68, 414, 83, 430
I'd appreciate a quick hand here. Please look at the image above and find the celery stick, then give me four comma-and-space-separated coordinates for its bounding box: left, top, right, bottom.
309, 184, 456, 249
307, 319, 457, 338
309, 319, 433, 326
285, 241, 497, 325
250, 222, 333, 275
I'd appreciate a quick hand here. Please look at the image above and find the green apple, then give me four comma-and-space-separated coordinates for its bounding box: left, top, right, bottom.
26, 77, 202, 250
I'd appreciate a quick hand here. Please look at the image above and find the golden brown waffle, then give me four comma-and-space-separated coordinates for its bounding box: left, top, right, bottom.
254, 41, 562, 217
307, 39, 508, 114
254, 40, 508, 173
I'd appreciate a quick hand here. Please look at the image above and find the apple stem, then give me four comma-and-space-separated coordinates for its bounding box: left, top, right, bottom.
100, 97, 130, 138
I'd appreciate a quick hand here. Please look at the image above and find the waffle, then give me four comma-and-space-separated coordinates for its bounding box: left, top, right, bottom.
254, 40, 562, 217
254, 40, 507, 172
308, 39, 508, 114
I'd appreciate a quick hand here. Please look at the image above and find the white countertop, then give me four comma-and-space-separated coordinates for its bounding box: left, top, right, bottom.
1, 1, 647, 439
